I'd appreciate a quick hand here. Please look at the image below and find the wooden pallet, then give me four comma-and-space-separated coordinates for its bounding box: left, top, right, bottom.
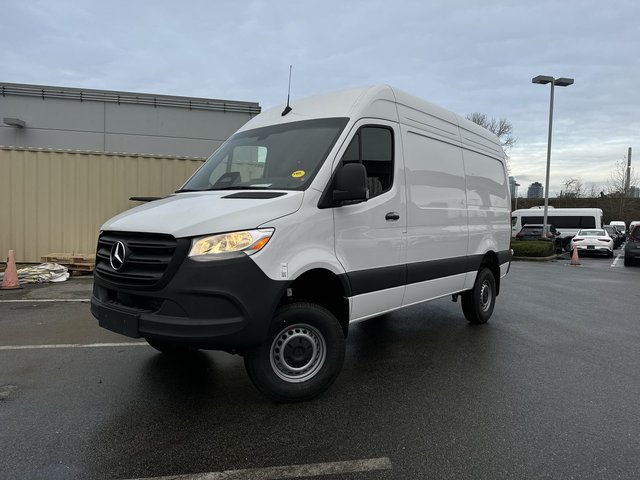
41, 253, 95, 273
41, 253, 94, 264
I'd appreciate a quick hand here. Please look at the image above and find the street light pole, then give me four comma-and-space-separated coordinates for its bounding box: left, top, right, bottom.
542, 80, 555, 237
532, 75, 574, 238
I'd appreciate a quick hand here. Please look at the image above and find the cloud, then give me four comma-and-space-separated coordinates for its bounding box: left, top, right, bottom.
1, 0, 638, 194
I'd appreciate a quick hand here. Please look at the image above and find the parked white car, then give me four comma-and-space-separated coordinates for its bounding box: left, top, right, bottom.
570, 229, 614, 258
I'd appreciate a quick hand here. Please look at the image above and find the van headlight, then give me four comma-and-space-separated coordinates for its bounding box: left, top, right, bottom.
188, 228, 274, 260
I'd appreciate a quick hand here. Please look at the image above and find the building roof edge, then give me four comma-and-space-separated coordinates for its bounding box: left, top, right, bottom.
0, 82, 261, 115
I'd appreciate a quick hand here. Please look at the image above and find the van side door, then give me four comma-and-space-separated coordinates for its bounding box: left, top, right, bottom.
401, 127, 469, 305
332, 121, 407, 321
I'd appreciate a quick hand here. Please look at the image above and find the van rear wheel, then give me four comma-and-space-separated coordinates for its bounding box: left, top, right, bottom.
244, 302, 345, 403
461, 267, 496, 324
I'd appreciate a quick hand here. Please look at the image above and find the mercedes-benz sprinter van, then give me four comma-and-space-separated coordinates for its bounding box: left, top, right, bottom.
91, 85, 512, 402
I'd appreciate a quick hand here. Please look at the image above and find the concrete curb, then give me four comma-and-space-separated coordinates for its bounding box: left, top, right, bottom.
512, 254, 565, 262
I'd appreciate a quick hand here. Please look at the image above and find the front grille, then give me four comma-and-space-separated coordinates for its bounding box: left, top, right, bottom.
95, 232, 179, 287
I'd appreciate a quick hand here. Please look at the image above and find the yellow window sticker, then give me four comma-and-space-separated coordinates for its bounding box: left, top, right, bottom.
292, 170, 305, 178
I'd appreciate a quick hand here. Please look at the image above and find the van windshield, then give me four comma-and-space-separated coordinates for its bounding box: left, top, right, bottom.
180, 117, 349, 192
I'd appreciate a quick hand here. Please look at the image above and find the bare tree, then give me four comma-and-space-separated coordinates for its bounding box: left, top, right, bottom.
605, 157, 638, 217
606, 157, 638, 196
559, 177, 584, 198
586, 184, 600, 198
466, 113, 517, 153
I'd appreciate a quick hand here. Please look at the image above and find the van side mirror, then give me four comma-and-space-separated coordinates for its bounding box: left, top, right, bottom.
332, 163, 368, 206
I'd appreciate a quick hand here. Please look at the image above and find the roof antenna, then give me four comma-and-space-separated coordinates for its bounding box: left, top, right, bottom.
281, 65, 293, 116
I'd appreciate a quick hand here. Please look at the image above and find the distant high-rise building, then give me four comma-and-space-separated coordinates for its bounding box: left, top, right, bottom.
630, 186, 640, 198
528, 182, 543, 198
509, 176, 520, 198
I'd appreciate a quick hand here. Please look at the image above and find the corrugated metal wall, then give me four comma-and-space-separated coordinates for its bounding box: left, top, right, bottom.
0, 147, 205, 263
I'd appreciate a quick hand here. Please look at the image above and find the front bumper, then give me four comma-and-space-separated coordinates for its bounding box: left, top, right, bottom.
91, 254, 287, 351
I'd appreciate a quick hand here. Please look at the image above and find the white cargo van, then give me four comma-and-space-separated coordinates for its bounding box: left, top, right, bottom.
91, 85, 512, 402
511, 207, 603, 251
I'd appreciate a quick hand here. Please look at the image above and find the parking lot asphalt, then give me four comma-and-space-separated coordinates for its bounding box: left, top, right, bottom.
1, 249, 639, 480
0, 275, 94, 301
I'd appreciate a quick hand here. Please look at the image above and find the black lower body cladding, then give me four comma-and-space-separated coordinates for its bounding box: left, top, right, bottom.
342, 251, 512, 296
91, 254, 287, 351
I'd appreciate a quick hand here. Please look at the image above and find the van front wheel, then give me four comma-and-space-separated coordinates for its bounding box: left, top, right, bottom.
461, 268, 496, 324
244, 302, 345, 403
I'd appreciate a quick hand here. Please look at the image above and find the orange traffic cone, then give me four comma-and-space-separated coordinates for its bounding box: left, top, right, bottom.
570, 246, 581, 266
1, 250, 21, 289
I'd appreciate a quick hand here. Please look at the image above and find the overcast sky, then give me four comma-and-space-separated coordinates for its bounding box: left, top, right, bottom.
3, 0, 639, 195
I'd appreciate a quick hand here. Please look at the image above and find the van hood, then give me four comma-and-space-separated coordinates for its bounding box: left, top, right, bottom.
101, 191, 304, 238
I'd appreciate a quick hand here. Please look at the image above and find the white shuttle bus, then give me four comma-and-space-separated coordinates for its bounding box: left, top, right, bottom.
91, 85, 512, 402
511, 207, 603, 250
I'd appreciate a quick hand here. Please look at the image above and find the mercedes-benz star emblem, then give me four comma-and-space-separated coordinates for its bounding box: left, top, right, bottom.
110, 241, 127, 271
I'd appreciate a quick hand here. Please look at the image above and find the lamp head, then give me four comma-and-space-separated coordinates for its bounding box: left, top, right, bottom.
532, 75, 553, 85
554, 77, 574, 87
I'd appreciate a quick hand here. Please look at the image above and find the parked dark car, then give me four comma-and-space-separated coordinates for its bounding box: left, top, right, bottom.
515, 224, 560, 241
515, 224, 561, 252
624, 225, 640, 266
603, 225, 624, 249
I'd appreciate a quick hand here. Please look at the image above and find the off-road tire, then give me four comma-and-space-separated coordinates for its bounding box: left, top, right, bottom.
461, 267, 496, 325
244, 302, 345, 403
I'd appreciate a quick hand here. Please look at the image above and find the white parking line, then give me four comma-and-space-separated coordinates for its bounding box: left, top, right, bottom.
611, 254, 622, 267
0, 342, 147, 351
0, 298, 91, 303
127, 457, 392, 480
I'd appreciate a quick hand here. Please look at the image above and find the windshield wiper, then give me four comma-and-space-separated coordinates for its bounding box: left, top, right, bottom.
208, 185, 271, 190
176, 185, 272, 193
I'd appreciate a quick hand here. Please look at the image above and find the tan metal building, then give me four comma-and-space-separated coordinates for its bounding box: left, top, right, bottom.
0, 83, 260, 263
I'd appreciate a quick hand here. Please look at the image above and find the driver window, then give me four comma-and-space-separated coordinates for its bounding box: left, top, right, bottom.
341, 126, 393, 198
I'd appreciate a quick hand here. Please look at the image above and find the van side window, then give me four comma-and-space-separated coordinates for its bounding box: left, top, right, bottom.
341, 126, 393, 198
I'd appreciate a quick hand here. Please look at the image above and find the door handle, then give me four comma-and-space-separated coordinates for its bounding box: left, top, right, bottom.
385, 212, 400, 221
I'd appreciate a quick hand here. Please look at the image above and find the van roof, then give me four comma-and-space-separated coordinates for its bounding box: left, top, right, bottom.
238, 85, 503, 157
241, 85, 397, 127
